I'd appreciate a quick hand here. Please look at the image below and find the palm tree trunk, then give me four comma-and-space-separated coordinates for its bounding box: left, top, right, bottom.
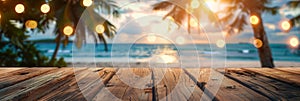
251, 12, 275, 68
50, 33, 62, 64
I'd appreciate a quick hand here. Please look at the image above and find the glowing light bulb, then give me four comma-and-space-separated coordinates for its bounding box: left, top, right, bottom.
25, 20, 38, 29
41, 4, 50, 14
83, 0, 93, 7
281, 20, 291, 31
289, 37, 299, 48
15, 4, 25, 13
63, 26, 74, 36
95, 24, 105, 34
191, 0, 200, 9
216, 40, 225, 48
250, 15, 259, 25
253, 39, 263, 48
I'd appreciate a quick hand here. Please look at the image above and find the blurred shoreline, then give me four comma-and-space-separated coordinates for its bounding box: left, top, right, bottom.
68, 61, 300, 68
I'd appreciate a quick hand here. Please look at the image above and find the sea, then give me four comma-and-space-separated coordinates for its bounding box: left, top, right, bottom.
36, 43, 300, 66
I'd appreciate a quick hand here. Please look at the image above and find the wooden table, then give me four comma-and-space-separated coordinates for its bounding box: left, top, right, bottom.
0, 67, 300, 101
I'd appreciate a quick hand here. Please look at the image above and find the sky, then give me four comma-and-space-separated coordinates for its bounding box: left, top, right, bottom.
28, 0, 300, 44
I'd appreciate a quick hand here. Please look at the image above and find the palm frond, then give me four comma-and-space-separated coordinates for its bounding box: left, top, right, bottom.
287, 1, 300, 9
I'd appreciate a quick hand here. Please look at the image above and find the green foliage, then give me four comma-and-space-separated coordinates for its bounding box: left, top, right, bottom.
218, 0, 280, 35
0, 0, 119, 66
286, 1, 300, 27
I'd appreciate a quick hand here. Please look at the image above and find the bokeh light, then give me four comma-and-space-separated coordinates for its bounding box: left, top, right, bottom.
146, 34, 157, 42
191, 0, 200, 9
250, 15, 259, 25
216, 40, 225, 48
41, 4, 50, 14
253, 39, 263, 48
15, 4, 25, 13
63, 26, 74, 36
289, 37, 299, 48
189, 18, 198, 28
176, 36, 185, 45
95, 24, 105, 34
83, 0, 93, 7
159, 55, 177, 63
280, 20, 291, 31
25, 20, 38, 29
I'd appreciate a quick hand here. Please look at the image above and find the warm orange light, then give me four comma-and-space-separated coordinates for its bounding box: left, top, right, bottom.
83, 0, 93, 7
281, 20, 291, 31
253, 39, 263, 48
15, 4, 25, 13
191, 0, 200, 9
95, 24, 105, 34
250, 15, 259, 25
63, 26, 74, 36
289, 37, 299, 48
41, 4, 50, 14
25, 20, 38, 29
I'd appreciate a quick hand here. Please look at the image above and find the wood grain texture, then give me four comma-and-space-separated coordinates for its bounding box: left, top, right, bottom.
223, 68, 300, 100
93, 68, 151, 101
0, 67, 299, 100
243, 68, 300, 87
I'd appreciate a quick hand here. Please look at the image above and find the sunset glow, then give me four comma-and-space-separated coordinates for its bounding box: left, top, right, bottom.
205, 0, 218, 12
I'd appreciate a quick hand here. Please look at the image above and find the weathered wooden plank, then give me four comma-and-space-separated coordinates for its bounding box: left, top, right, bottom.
0, 68, 22, 74
243, 68, 300, 87
222, 68, 300, 100
276, 67, 300, 75
39, 68, 107, 101
0, 68, 57, 89
0, 68, 75, 100
93, 68, 151, 101
153, 68, 205, 101
186, 68, 269, 101
66, 68, 117, 101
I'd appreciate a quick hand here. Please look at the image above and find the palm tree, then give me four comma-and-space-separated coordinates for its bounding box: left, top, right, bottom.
49, 0, 119, 64
153, 0, 278, 68
286, 1, 300, 28
152, 0, 216, 33
217, 0, 279, 68
0, 0, 119, 66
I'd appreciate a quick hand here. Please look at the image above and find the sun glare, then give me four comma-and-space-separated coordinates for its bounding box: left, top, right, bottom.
205, 0, 218, 12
